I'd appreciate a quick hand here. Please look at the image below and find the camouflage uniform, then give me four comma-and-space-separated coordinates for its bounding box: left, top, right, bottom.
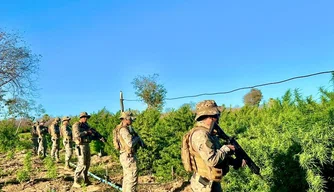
72, 112, 93, 187
31, 122, 39, 155
37, 122, 48, 158
187, 100, 233, 192
50, 117, 61, 162
116, 111, 140, 192
60, 116, 73, 169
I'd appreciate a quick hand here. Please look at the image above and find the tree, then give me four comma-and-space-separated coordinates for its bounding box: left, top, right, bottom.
41, 114, 51, 124
243, 88, 263, 106
5, 97, 45, 119
0, 29, 41, 118
0, 29, 40, 98
132, 73, 167, 109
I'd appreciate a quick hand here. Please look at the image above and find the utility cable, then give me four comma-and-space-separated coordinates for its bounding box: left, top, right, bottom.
123, 70, 334, 101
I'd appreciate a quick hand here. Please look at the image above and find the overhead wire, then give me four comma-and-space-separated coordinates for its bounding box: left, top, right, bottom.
123, 70, 334, 102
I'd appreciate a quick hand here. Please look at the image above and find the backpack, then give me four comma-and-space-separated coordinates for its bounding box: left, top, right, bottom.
181, 127, 208, 172
112, 125, 121, 151
181, 130, 193, 172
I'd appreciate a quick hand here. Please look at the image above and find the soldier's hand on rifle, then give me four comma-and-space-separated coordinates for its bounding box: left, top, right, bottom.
220, 145, 235, 155
100, 137, 106, 143
86, 130, 92, 135
241, 159, 247, 167
226, 144, 235, 151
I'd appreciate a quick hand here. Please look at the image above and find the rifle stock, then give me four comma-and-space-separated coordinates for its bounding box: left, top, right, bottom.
210, 122, 261, 176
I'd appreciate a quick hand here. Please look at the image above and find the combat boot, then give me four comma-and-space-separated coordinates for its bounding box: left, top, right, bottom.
84, 177, 92, 185
85, 180, 92, 185
72, 182, 81, 188
72, 178, 81, 188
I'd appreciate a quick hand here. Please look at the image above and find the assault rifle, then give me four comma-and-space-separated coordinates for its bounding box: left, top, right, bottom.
90, 128, 107, 143
209, 122, 261, 176
129, 126, 147, 149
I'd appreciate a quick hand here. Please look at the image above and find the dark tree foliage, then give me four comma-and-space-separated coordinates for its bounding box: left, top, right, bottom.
243, 88, 263, 106
132, 74, 167, 110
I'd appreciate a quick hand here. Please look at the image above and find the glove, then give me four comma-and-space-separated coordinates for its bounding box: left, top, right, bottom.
86, 130, 92, 135
220, 145, 234, 155
100, 137, 106, 143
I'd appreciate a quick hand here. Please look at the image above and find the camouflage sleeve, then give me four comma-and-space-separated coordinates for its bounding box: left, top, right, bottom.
191, 129, 230, 167
119, 127, 137, 148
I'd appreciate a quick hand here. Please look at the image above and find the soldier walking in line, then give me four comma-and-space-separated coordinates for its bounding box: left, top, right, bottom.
31, 121, 39, 155
60, 116, 73, 169
37, 121, 48, 158
50, 117, 61, 162
113, 111, 145, 192
72, 112, 106, 188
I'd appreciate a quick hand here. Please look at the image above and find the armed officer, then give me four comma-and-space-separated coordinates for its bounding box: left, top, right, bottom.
31, 121, 39, 155
60, 116, 73, 169
72, 112, 105, 188
49, 117, 61, 162
114, 111, 145, 192
37, 120, 48, 158
184, 100, 246, 192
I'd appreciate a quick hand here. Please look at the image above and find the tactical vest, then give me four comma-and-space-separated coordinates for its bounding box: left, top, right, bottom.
182, 126, 223, 182
73, 122, 91, 145
112, 124, 121, 151
114, 124, 133, 154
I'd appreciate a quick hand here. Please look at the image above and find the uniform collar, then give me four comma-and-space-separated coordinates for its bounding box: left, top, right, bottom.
120, 121, 128, 127
195, 121, 210, 129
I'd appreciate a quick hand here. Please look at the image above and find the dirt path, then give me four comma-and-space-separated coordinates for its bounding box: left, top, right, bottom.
0, 150, 190, 192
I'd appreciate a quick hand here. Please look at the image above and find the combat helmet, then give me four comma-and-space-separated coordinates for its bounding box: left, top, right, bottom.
195, 100, 220, 121
62, 116, 71, 122
54, 117, 61, 123
119, 111, 136, 121
79, 112, 91, 119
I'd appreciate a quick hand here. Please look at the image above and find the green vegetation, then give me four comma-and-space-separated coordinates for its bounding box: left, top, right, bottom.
43, 156, 57, 179
86, 87, 334, 191
0, 81, 333, 191
6, 151, 14, 160
16, 169, 29, 183
17, 152, 33, 183
24, 151, 33, 172
0, 121, 20, 152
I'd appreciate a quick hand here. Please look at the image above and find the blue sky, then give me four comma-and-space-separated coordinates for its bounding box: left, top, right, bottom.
1, 0, 333, 117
